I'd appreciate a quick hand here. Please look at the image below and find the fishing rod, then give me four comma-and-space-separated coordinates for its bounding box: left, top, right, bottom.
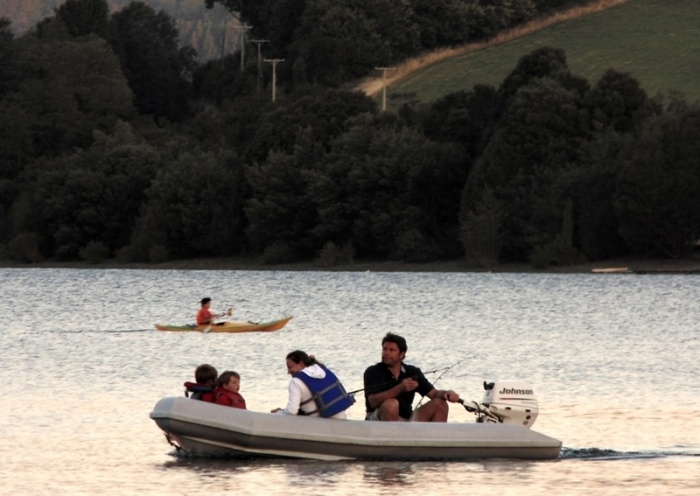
347, 362, 462, 396
414, 360, 462, 408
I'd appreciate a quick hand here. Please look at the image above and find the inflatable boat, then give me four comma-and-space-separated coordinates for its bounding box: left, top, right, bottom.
150, 380, 562, 461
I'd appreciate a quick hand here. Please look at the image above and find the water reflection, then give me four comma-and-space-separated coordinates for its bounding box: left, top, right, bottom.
362, 461, 416, 485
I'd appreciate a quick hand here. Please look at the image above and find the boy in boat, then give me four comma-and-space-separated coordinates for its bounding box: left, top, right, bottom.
184, 363, 218, 402
363, 332, 460, 422
196, 297, 229, 326
214, 371, 247, 409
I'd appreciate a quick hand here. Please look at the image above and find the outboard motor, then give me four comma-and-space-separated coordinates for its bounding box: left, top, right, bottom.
463, 380, 539, 428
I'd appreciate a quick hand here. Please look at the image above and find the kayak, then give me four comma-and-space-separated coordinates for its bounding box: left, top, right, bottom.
154, 316, 292, 333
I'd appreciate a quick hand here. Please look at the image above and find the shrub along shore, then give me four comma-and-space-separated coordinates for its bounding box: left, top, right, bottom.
2, 256, 699, 274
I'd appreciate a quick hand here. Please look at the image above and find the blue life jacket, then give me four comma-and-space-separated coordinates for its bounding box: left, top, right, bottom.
294, 366, 355, 417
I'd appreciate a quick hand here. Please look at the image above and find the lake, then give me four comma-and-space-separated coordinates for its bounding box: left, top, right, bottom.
1, 268, 698, 495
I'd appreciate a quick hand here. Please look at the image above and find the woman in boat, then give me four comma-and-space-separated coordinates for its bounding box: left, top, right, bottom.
214, 370, 247, 409
271, 350, 354, 419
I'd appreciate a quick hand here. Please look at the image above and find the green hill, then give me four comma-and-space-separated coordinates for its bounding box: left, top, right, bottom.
383, 0, 700, 110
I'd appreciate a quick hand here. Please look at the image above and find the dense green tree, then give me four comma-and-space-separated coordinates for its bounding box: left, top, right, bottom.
461, 47, 592, 264
242, 89, 375, 164
29, 121, 158, 259
311, 113, 466, 261
291, 0, 382, 86
568, 70, 657, 261
55, 0, 110, 38
615, 98, 700, 258
409, 0, 472, 48
465, 75, 590, 263
192, 55, 257, 103
188, 96, 263, 154
534, 0, 594, 13
356, 0, 421, 60
421, 85, 498, 160
0, 101, 32, 188
312, 116, 415, 259
460, 187, 505, 267
0, 19, 25, 190
497, 46, 589, 113
399, 138, 467, 259
0, 18, 18, 98
465, 0, 537, 40
205, 0, 305, 57
245, 107, 467, 262
0, 34, 133, 161
584, 69, 658, 134
552, 128, 630, 262
244, 128, 325, 261
130, 146, 246, 261
289, 0, 420, 87
107, 2, 196, 122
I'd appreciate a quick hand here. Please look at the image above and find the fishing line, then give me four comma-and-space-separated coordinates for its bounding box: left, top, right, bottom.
415, 360, 462, 408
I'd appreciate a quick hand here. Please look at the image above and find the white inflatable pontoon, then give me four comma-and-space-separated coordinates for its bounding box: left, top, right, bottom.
150, 380, 562, 461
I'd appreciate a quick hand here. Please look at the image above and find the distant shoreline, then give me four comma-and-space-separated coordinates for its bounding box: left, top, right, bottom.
2, 256, 699, 274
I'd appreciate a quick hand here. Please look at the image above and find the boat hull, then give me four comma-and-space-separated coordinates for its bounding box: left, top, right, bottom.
154, 316, 292, 333
150, 397, 562, 461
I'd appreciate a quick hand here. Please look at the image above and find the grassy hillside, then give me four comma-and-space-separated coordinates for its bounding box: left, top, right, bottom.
381, 0, 700, 110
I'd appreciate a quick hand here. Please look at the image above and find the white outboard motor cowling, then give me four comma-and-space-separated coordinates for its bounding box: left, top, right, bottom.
481, 380, 539, 428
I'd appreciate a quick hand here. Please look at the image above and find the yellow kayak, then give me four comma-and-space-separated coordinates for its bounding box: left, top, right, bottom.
154, 316, 292, 333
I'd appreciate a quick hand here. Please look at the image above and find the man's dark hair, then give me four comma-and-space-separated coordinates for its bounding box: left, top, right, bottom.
201, 297, 211, 305
195, 363, 218, 384
382, 332, 407, 353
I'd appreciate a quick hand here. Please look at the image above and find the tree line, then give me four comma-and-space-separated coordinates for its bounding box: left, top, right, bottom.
0, 0, 698, 268
3, 0, 240, 62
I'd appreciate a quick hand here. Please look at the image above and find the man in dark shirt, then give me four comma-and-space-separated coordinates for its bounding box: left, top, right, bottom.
363, 332, 460, 421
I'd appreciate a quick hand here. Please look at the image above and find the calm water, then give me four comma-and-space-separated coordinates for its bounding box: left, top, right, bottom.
1, 268, 698, 495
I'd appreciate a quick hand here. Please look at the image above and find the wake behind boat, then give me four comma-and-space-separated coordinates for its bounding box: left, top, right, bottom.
150, 380, 562, 461
154, 316, 292, 333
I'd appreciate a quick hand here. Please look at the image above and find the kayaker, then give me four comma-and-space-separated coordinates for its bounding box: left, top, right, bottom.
183, 363, 218, 402
363, 332, 460, 422
271, 350, 354, 419
214, 370, 247, 409
196, 297, 229, 326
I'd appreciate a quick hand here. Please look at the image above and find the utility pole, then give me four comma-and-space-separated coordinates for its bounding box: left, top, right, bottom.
264, 58, 285, 102
233, 23, 252, 72
374, 67, 395, 111
250, 39, 269, 96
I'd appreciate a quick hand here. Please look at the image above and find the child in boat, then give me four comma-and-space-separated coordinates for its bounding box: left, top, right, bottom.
184, 363, 218, 402
196, 297, 230, 326
214, 371, 247, 409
